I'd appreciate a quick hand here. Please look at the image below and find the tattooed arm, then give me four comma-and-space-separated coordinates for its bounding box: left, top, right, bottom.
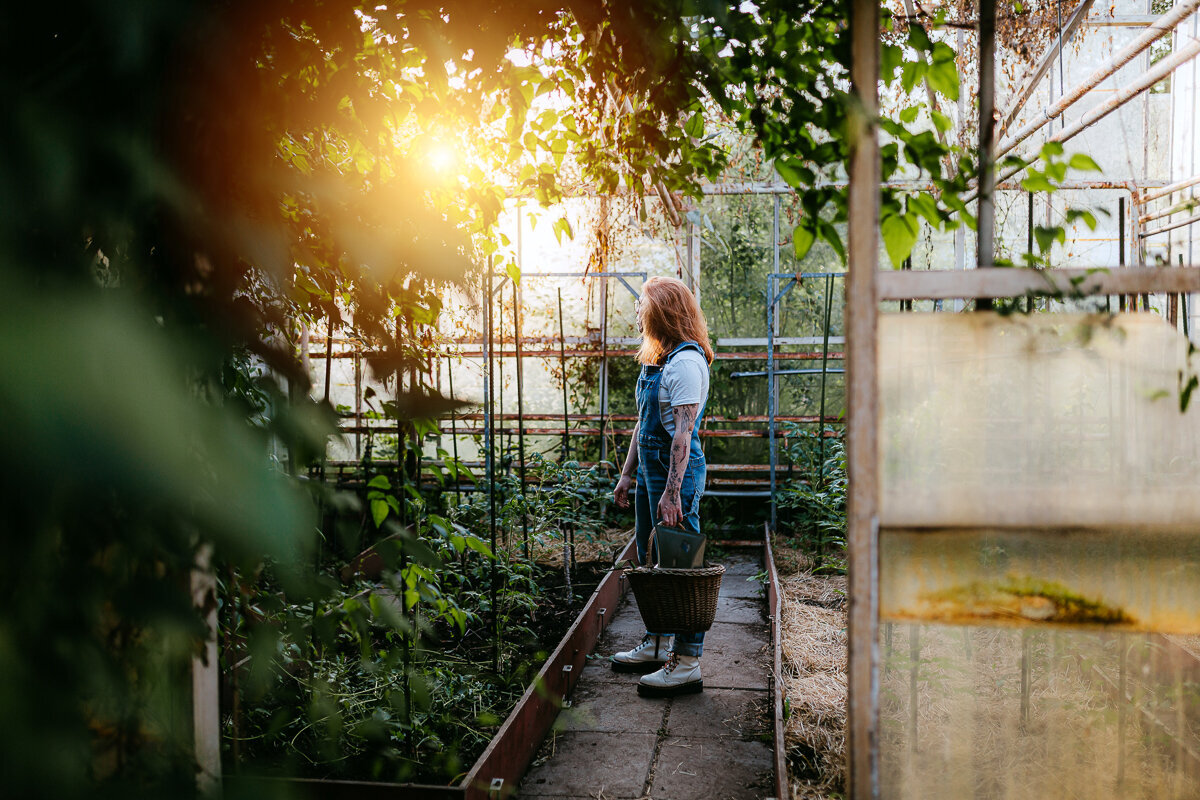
657, 403, 699, 527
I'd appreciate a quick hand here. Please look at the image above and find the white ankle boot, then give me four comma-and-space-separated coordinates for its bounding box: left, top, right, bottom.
611, 634, 674, 673
637, 653, 703, 697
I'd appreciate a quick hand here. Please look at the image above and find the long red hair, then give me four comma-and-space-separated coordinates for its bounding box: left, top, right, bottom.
636, 276, 714, 366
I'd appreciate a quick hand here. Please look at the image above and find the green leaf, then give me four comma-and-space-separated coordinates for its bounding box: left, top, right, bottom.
1068, 153, 1102, 172
907, 24, 931, 52
881, 212, 919, 268
793, 223, 816, 260
1039, 141, 1065, 160
685, 112, 704, 138
931, 109, 952, 134
907, 193, 941, 227
1034, 225, 1066, 253
371, 497, 389, 527
774, 157, 812, 188
1065, 208, 1098, 230
1021, 173, 1056, 193
899, 106, 919, 124
927, 44, 959, 101
818, 220, 846, 263
368, 475, 391, 490
552, 216, 573, 244
881, 44, 904, 86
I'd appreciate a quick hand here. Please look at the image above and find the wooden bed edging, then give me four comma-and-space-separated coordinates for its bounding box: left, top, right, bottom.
460, 536, 638, 799
764, 522, 789, 800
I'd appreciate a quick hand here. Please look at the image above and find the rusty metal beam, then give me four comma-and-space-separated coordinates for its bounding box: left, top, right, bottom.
461, 538, 637, 799
1140, 209, 1200, 238
341, 424, 841, 439
310, 349, 845, 361
432, 413, 842, 424
1143, 172, 1200, 203
1138, 198, 1198, 225
320, 460, 835, 474
878, 265, 1200, 300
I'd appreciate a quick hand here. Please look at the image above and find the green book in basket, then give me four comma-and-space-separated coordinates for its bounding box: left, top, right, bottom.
653, 525, 706, 568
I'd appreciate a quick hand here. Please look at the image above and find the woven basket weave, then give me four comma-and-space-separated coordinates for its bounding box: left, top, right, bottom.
624, 564, 725, 633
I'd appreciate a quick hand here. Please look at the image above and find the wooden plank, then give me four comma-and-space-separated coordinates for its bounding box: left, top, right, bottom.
846, 0, 881, 796
192, 544, 222, 797
878, 266, 1200, 300
224, 776, 464, 800
764, 523, 789, 800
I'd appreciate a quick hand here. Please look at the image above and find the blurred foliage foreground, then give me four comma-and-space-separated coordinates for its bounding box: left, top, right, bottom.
0, 0, 1055, 795
0, 0, 726, 796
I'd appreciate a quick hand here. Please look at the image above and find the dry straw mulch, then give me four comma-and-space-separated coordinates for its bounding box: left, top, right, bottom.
775, 541, 847, 800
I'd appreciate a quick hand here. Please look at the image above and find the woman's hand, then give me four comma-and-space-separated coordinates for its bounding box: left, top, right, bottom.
657, 490, 682, 527
614, 474, 634, 508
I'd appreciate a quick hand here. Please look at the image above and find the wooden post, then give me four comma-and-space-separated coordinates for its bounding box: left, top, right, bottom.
847, 0, 880, 796
192, 543, 221, 797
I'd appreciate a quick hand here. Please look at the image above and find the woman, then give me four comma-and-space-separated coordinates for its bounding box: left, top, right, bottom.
610, 276, 713, 698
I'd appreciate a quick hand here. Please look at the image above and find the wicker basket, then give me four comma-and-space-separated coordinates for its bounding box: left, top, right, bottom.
624, 564, 725, 633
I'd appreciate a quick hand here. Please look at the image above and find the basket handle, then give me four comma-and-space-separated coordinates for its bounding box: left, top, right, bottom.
643, 527, 657, 568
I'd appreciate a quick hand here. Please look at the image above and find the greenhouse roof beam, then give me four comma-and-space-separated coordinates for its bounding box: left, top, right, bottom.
986, 34, 1200, 194
1139, 209, 1200, 237
995, 0, 1200, 161
997, 0, 1094, 140
1141, 172, 1200, 203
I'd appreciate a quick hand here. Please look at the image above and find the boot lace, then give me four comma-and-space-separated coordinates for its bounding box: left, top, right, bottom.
663, 652, 679, 673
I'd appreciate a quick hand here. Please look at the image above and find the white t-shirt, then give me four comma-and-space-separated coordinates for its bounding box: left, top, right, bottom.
658, 349, 710, 436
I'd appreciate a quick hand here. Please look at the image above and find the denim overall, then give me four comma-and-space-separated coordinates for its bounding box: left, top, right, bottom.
635, 341, 708, 657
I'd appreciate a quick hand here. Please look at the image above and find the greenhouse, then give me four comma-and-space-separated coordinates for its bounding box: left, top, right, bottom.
8, 1, 1200, 799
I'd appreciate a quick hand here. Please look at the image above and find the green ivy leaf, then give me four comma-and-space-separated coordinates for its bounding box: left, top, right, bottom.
685, 112, 704, 138
1039, 141, 1065, 160
1034, 224, 1066, 253
1068, 153, 1102, 172
881, 212, 919, 268
927, 43, 959, 100
552, 216, 573, 244
1021, 173, 1056, 193
371, 497, 389, 527
881, 44, 904, 86
793, 223, 816, 260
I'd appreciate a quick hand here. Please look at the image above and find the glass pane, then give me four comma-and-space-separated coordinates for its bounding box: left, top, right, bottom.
880, 624, 1200, 800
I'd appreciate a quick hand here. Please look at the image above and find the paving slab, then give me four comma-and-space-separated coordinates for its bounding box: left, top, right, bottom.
719, 570, 767, 599
519, 550, 774, 799
666, 688, 771, 740
520, 731, 657, 798
718, 554, 764, 576
555, 683, 665, 733
649, 737, 774, 800
695, 623, 771, 690
714, 594, 766, 625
